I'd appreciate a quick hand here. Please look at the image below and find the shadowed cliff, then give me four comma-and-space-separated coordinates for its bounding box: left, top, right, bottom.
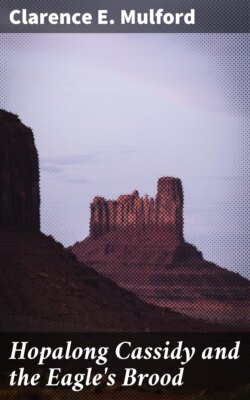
0, 110, 40, 231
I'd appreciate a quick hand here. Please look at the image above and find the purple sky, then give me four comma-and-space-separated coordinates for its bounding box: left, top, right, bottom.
1, 33, 249, 278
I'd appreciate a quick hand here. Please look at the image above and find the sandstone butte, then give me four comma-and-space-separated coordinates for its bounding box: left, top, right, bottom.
71, 179, 250, 328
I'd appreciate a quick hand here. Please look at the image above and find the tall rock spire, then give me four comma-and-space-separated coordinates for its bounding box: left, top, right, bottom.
156, 177, 183, 240
0, 110, 40, 231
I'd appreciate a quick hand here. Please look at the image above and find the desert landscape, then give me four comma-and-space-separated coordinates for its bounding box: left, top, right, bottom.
0, 109, 250, 331
0, 109, 215, 332
0, 109, 249, 398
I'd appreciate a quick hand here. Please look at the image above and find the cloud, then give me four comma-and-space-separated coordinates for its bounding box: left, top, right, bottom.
118, 146, 138, 155
186, 206, 214, 214
41, 153, 98, 166
66, 177, 91, 184
40, 147, 136, 169
199, 176, 237, 181
40, 165, 62, 174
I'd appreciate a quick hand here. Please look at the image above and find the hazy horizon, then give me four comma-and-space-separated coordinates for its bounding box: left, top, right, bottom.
0, 33, 249, 278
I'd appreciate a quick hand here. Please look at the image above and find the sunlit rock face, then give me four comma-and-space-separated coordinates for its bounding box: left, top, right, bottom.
90, 177, 183, 241
0, 110, 40, 231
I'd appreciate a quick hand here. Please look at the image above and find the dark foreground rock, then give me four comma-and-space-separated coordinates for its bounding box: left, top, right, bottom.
0, 229, 212, 332
0, 110, 40, 231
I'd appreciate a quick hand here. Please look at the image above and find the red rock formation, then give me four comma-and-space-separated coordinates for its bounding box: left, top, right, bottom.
71, 178, 250, 328
0, 110, 40, 231
156, 177, 183, 237
90, 177, 183, 240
